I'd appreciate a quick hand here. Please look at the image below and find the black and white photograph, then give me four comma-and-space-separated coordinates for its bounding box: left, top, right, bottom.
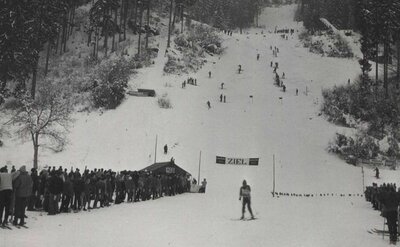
1, 0, 400, 246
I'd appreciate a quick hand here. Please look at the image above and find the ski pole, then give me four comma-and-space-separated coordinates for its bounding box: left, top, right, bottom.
383, 217, 385, 240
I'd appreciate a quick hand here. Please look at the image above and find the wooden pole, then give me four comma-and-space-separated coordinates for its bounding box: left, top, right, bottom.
273, 154, 276, 197
362, 166, 365, 192
198, 151, 201, 183
154, 134, 158, 163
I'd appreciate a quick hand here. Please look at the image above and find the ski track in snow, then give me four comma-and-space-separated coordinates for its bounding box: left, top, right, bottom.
0, 5, 396, 247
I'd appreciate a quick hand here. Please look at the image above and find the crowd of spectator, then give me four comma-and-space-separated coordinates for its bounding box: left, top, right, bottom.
0, 163, 194, 228
365, 183, 400, 244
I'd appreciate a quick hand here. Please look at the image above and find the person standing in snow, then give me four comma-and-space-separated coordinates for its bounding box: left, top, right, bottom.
199, 179, 207, 193
374, 167, 379, 179
378, 187, 400, 244
0, 166, 13, 226
221, 82, 224, 89
208, 71, 212, 78
12, 166, 33, 225
257, 54, 260, 60
220, 94, 223, 102
223, 95, 226, 103
207, 101, 211, 109
239, 180, 254, 220
164, 144, 168, 154
238, 65, 242, 74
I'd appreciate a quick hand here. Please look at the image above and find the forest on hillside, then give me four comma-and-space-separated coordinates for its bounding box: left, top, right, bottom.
299, 0, 400, 163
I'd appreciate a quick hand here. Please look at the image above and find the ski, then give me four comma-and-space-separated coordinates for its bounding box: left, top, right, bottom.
370, 229, 400, 236
0, 225, 12, 230
230, 217, 258, 221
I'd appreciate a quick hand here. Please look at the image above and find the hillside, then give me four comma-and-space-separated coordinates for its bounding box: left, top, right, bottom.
0, 4, 398, 247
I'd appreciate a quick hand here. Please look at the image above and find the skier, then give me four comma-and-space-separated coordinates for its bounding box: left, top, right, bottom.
296, 88, 298, 96
374, 167, 379, 179
223, 95, 226, 103
164, 144, 168, 154
238, 65, 242, 74
220, 94, 223, 102
282, 72, 285, 79
209, 71, 211, 78
257, 54, 260, 60
221, 82, 224, 89
282, 85, 286, 92
207, 101, 211, 109
239, 180, 254, 220
270, 61, 273, 67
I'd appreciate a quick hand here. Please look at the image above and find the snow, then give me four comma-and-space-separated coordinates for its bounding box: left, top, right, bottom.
0, 4, 398, 247
319, 17, 362, 58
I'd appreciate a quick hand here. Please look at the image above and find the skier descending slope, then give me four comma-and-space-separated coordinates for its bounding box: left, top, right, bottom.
239, 180, 254, 220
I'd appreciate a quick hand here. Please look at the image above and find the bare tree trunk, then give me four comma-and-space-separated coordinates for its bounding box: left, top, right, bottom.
167, 0, 174, 48
32, 133, 39, 169
112, 7, 118, 52
397, 39, 400, 84
45, 42, 51, 76
119, 0, 124, 42
180, 4, 184, 34
87, 30, 92, 47
137, 3, 143, 55
375, 43, 379, 84
62, 12, 68, 53
172, 3, 178, 29
55, 31, 60, 54
133, 0, 138, 32
145, 0, 151, 49
31, 59, 39, 99
383, 40, 389, 96
103, 8, 109, 57
131, 0, 137, 19
123, 0, 128, 40
69, 4, 75, 36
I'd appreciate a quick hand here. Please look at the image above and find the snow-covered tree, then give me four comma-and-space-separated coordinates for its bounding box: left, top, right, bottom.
9, 83, 74, 169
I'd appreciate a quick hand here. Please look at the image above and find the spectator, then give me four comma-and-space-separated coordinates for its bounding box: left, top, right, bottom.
12, 166, 33, 226
0, 166, 13, 226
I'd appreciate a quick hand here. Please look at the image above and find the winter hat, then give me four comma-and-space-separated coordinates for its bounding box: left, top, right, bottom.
19, 165, 26, 172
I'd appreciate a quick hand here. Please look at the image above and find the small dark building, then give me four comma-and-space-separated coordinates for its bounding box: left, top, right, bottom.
140, 161, 190, 176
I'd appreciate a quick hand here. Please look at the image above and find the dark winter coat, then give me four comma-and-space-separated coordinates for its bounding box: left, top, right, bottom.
379, 191, 400, 213
13, 171, 33, 198
124, 179, 135, 192
73, 178, 85, 193
63, 179, 74, 196
31, 172, 39, 193
48, 176, 64, 195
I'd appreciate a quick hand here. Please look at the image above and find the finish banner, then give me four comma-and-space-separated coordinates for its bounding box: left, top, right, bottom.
216, 156, 259, 166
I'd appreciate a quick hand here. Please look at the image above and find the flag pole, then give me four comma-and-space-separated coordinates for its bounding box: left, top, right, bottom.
154, 134, 158, 164
198, 151, 202, 183
273, 154, 276, 197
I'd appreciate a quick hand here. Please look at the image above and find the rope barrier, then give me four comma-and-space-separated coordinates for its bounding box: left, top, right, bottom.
271, 191, 363, 198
